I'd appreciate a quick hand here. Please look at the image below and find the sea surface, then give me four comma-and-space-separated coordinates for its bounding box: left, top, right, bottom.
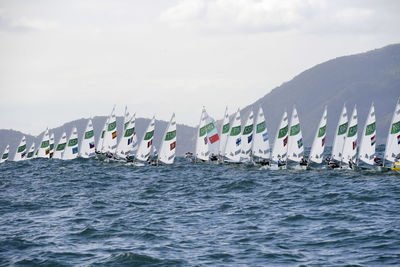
1, 148, 400, 266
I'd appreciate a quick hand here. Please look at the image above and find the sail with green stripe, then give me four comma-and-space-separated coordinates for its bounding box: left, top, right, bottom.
309, 106, 327, 164
13, 136, 27, 162
158, 113, 177, 164
358, 103, 376, 165
287, 106, 304, 163
80, 118, 96, 158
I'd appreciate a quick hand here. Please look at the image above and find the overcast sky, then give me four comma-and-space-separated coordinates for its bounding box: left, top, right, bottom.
0, 0, 399, 135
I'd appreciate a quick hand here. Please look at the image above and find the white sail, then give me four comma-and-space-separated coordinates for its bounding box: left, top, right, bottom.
26, 143, 35, 160
158, 113, 177, 164
341, 105, 358, 164
53, 132, 67, 159
136, 116, 155, 162
287, 106, 304, 162
49, 133, 55, 158
37, 128, 50, 158
241, 110, 254, 161
97, 118, 108, 153
195, 108, 210, 161
271, 111, 289, 163
218, 107, 230, 156
309, 106, 327, 164
116, 110, 137, 159
224, 108, 242, 162
0, 145, 9, 163
102, 107, 117, 154
358, 103, 376, 165
252, 107, 271, 160
62, 127, 79, 160
13, 136, 27, 161
331, 104, 348, 161
204, 112, 220, 156
384, 97, 400, 164
80, 118, 96, 158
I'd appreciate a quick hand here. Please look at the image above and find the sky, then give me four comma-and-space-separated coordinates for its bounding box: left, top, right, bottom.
0, 0, 399, 135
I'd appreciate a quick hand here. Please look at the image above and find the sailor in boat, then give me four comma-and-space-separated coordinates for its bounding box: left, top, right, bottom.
373, 157, 383, 166
300, 155, 308, 166
277, 157, 286, 168
210, 153, 218, 161
260, 158, 270, 166
184, 152, 193, 158
326, 156, 340, 169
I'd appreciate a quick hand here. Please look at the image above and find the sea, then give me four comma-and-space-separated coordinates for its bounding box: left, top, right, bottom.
1, 145, 400, 266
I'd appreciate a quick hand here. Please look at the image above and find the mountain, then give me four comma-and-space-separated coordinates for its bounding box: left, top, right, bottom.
241, 43, 400, 148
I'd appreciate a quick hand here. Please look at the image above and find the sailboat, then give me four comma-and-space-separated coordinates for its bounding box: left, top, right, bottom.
224, 108, 242, 163
80, 118, 96, 158
383, 97, 400, 171
251, 106, 271, 165
97, 118, 108, 154
115, 110, 137, 160
26, 143, 35, 160
287, 106, 305, 169
158, 113, 177, 165
357, 103, 376, 168
309, 106, 327, 166
218, 107, 230, 158
49, 133, 55, 158
195, 107, 220, 162
62, 127, 79, 160
331, 104, 348, 162
53, 132, 67, 159
136, 116, 155, 163
241, 110, 254, 162
341, 105, 358, 169
270, 110, 289, 170
195, 108, 209, 161
37, 128, 51, 158
13, 136, 27, 161
0, 145, 9, 163
102, 106, 118, 156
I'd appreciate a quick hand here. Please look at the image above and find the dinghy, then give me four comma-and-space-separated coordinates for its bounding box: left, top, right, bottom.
62, 127, 79, 160
224, 108, 242, 163
97, 118, 108, 154
357, 103, 377, 168
383, 97, 400, 171
287, 106, 306, 169
115, 111, 137, 160
341, 105, 358, 169
37, 128, 51, 158
102, 106, 118, 156
80, 118, 96, 158
241, 110, 254, 163
218, 107, 230, 159
53, 132, 67, 159
195, 107, 209, 161
26, 143, 35, 160
331, 104, 348, 163
309, 106, 327, 167
270, 110, 289, 170
252, 107, 271, 166
158, 113, 177, 165
0, 145, 9, 163
195, 107, 219, 162
13, 136, 27, 162
136, 116, 155, 163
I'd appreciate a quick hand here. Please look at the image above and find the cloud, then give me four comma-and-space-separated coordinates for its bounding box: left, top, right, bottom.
0, 9, 58, 32
160, 0, 382, 34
